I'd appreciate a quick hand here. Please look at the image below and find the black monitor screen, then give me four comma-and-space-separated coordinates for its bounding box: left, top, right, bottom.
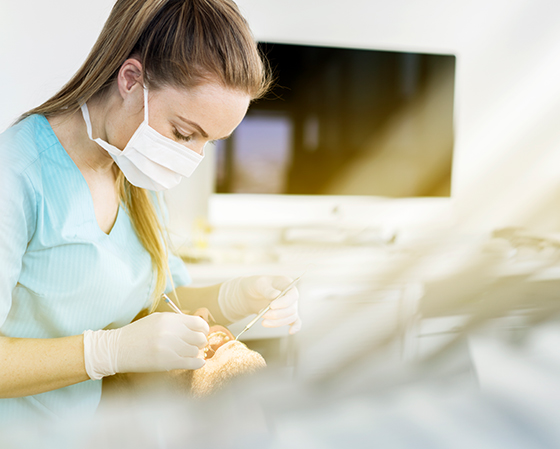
215, 42, 455, 197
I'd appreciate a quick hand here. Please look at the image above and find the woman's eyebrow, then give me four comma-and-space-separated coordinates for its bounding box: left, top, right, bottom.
176, 115, 209, 138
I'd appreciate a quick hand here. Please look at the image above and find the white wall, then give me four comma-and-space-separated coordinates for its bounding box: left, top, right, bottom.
0, 0, 115, 128
2, 0, 560, 232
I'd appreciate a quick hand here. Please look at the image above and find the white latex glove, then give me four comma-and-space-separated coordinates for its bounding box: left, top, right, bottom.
83, 312, 209, 380
218, 275, 302, 335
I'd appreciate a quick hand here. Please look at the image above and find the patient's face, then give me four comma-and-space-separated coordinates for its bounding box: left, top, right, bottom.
172, 310, 267, 397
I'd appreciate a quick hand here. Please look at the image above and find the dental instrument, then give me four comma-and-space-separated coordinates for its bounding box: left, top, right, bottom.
163, 293, 185, 315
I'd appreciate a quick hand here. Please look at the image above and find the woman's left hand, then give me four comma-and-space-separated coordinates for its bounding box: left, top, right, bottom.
218, 275, 302, 334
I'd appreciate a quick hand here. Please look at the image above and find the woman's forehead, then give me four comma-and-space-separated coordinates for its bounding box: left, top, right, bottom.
155, 82, 249, 108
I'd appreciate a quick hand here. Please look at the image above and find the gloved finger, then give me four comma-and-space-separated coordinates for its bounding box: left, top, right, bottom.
173, 340, 202, 359
262, 314, 299, 328
269, 287, 299, 309
269, 275, 294, 292
164, 333, 203, 357
178, 356, 205, 370
181, 315, 210, 336
255, 275, 294, 301
256, 281, 284, 302
262, 302, 298, 320
183, 329, 208, 349
289, 317, 302, 335
173, 323, 208, 349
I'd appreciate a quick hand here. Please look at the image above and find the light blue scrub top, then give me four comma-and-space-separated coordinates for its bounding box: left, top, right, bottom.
0, 115, 191, 422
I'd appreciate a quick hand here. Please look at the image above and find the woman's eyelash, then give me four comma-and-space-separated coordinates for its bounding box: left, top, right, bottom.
173, 128, 192, 142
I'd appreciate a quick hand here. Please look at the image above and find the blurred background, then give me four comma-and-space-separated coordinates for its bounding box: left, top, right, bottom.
2, 0, 560, 446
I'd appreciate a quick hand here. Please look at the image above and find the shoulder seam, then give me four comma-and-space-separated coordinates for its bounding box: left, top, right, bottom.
15, 138, 62, 175
21, 168, 38, 243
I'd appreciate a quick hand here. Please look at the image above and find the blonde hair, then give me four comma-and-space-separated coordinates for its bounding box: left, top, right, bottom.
21, 0, 271, 310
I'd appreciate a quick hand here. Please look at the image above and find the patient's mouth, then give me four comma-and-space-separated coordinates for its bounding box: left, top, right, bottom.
204, 326, 235, 359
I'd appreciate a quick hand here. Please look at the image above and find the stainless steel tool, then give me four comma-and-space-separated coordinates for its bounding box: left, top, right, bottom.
162, 293, 185, 315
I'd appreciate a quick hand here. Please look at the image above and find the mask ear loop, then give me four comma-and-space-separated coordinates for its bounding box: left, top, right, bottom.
81, 103, 95, 140
143, 87, 150, 124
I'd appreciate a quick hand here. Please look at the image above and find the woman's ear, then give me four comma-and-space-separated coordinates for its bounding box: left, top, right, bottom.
117, 58, 144, 100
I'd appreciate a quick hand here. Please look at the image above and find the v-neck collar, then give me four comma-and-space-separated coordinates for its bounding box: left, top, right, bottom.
36, 114, 124, 238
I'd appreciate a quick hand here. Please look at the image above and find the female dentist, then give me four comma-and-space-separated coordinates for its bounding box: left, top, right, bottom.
0, 0, 301, 422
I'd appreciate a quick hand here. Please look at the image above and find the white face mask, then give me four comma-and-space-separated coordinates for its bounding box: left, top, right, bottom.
80, 88, 205, 191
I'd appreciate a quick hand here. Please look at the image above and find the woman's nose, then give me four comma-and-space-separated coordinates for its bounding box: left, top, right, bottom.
186, 142, 205, 156
195, 142, 207, 156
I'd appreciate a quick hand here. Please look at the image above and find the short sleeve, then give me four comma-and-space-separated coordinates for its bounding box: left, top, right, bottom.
0, 167, 37, 328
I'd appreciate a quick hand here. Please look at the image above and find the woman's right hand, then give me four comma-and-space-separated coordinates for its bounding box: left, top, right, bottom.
83, 312, 209, 380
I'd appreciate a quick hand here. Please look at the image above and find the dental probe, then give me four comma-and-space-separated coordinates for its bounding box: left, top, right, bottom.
235, 273, 305, 341
162, 293, 185, 315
